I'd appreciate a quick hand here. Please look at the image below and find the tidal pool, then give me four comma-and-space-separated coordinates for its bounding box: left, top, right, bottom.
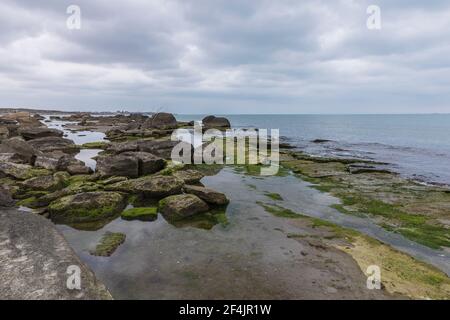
57, 167, 450, 299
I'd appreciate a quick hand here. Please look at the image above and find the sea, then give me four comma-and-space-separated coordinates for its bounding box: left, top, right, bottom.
177, 114, 450, 186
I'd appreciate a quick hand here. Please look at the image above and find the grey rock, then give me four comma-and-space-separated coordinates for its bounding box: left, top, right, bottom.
0, 208, 112, 299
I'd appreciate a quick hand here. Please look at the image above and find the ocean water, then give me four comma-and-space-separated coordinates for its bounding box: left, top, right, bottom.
177, 114, 450, 186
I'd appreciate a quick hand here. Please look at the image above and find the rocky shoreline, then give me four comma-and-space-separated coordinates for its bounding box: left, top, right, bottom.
0, 109, 449, 299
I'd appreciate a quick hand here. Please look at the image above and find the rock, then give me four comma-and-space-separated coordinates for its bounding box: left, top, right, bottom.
0, 162, 50, 180
137, 140, 179, 159
142, 112, 177, 130
173, 169, 205, 184
67, 164, 93, 175
121, 207, 158, 221
202, 115, 231, 129
106, 175, 183, 198
35, 151, 81, 171
121, 151, 165, 175
159, 194, 209, 220
0, 126, 9, 141
107, 140, 139, 153
0, 208, 112, 299
0, 137, 39, 164
81, 141, 110, 150
0, 112, 42, 127
18, 127, 63, 140
96, 154, 139, 178
311, 139, 332, 144
21, 172, 69, 192
28, 137, 80, 155
90, 232, 126, 257
347, 164, 392, 175
0, 186, 14, 207
183, 185, 229, 205
48, 191, 126, 224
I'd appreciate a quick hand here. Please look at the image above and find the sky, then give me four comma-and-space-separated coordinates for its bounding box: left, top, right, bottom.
0, 0, 449, 114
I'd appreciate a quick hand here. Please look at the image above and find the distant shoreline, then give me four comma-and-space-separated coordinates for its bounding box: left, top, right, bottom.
1, 107, 450, 116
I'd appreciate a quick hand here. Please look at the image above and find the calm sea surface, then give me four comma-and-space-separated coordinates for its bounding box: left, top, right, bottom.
177, 114, 450, 186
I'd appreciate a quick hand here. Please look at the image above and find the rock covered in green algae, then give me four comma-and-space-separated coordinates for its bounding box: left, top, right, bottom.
183, 185, 229, 205
159, 194, 209, 221
173, 169, 205, 184
106, 175, 183, 198
48, 191, 126, 224
81, 141, 110, 150
90, 231, 126, 257
0, 162, 51, 180
121, 207, 158, 221
21, 172, 69, 192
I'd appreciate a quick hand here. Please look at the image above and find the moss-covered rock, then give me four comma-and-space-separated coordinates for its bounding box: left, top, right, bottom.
173, 169, 205, 184
183, 185, 229, 205
48, 191, 126, 224
21, 172, 69, 192
81, 141, 110, 150
0, 162, 51, 180
90, 232, 126, 257
159, 194, 209, 221
121, 207, 158, 221
106, 175, 183, 198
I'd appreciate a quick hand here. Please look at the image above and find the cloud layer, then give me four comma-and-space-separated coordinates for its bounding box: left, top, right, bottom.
1, 0, 449, 113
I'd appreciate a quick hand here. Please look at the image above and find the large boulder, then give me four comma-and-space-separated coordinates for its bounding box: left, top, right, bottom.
0, 137, 39, 164
18, 127, 63, 140
173, 169, 205, 184
48, 191, 126, 224
28, 137, 79, 155
183, 185, 229, 205
142, 112, 177, 130
121, 151, 165, 175
106, 175, 183, 198
96, 154, 139, 178
0, 162, 50, 180
0, 186, 14, 207
21, 172, 69, 192
202, 115, 231, 129
107, 140, 139, 154
137, 139, 193, 160
35, 151, 76, 171
159, 194, 209, 220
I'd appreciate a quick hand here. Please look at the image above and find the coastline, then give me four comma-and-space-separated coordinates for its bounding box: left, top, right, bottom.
0, 109, 448, 299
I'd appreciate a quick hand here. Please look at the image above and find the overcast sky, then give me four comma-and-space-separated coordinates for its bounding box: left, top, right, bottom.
0, 0, 449, 114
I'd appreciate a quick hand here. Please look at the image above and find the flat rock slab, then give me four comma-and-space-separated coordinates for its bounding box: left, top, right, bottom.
0, 208, 112, 299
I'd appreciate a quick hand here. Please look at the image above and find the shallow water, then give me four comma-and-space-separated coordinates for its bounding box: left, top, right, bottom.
42, 115, 105, 170
57, 167, 450, 299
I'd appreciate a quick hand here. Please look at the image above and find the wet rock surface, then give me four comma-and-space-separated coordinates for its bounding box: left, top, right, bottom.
183, 184, 229, 205
106, 175, 184, 198
0, 208, 111, 299
159, 194, 209, 220
48, 191, 126, 224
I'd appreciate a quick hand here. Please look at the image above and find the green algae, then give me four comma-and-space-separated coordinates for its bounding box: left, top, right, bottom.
121, 207, 158, 221
90, 232, 126, 257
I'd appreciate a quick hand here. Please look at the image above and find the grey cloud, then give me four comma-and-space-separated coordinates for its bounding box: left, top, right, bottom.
0, 0, 449, 113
